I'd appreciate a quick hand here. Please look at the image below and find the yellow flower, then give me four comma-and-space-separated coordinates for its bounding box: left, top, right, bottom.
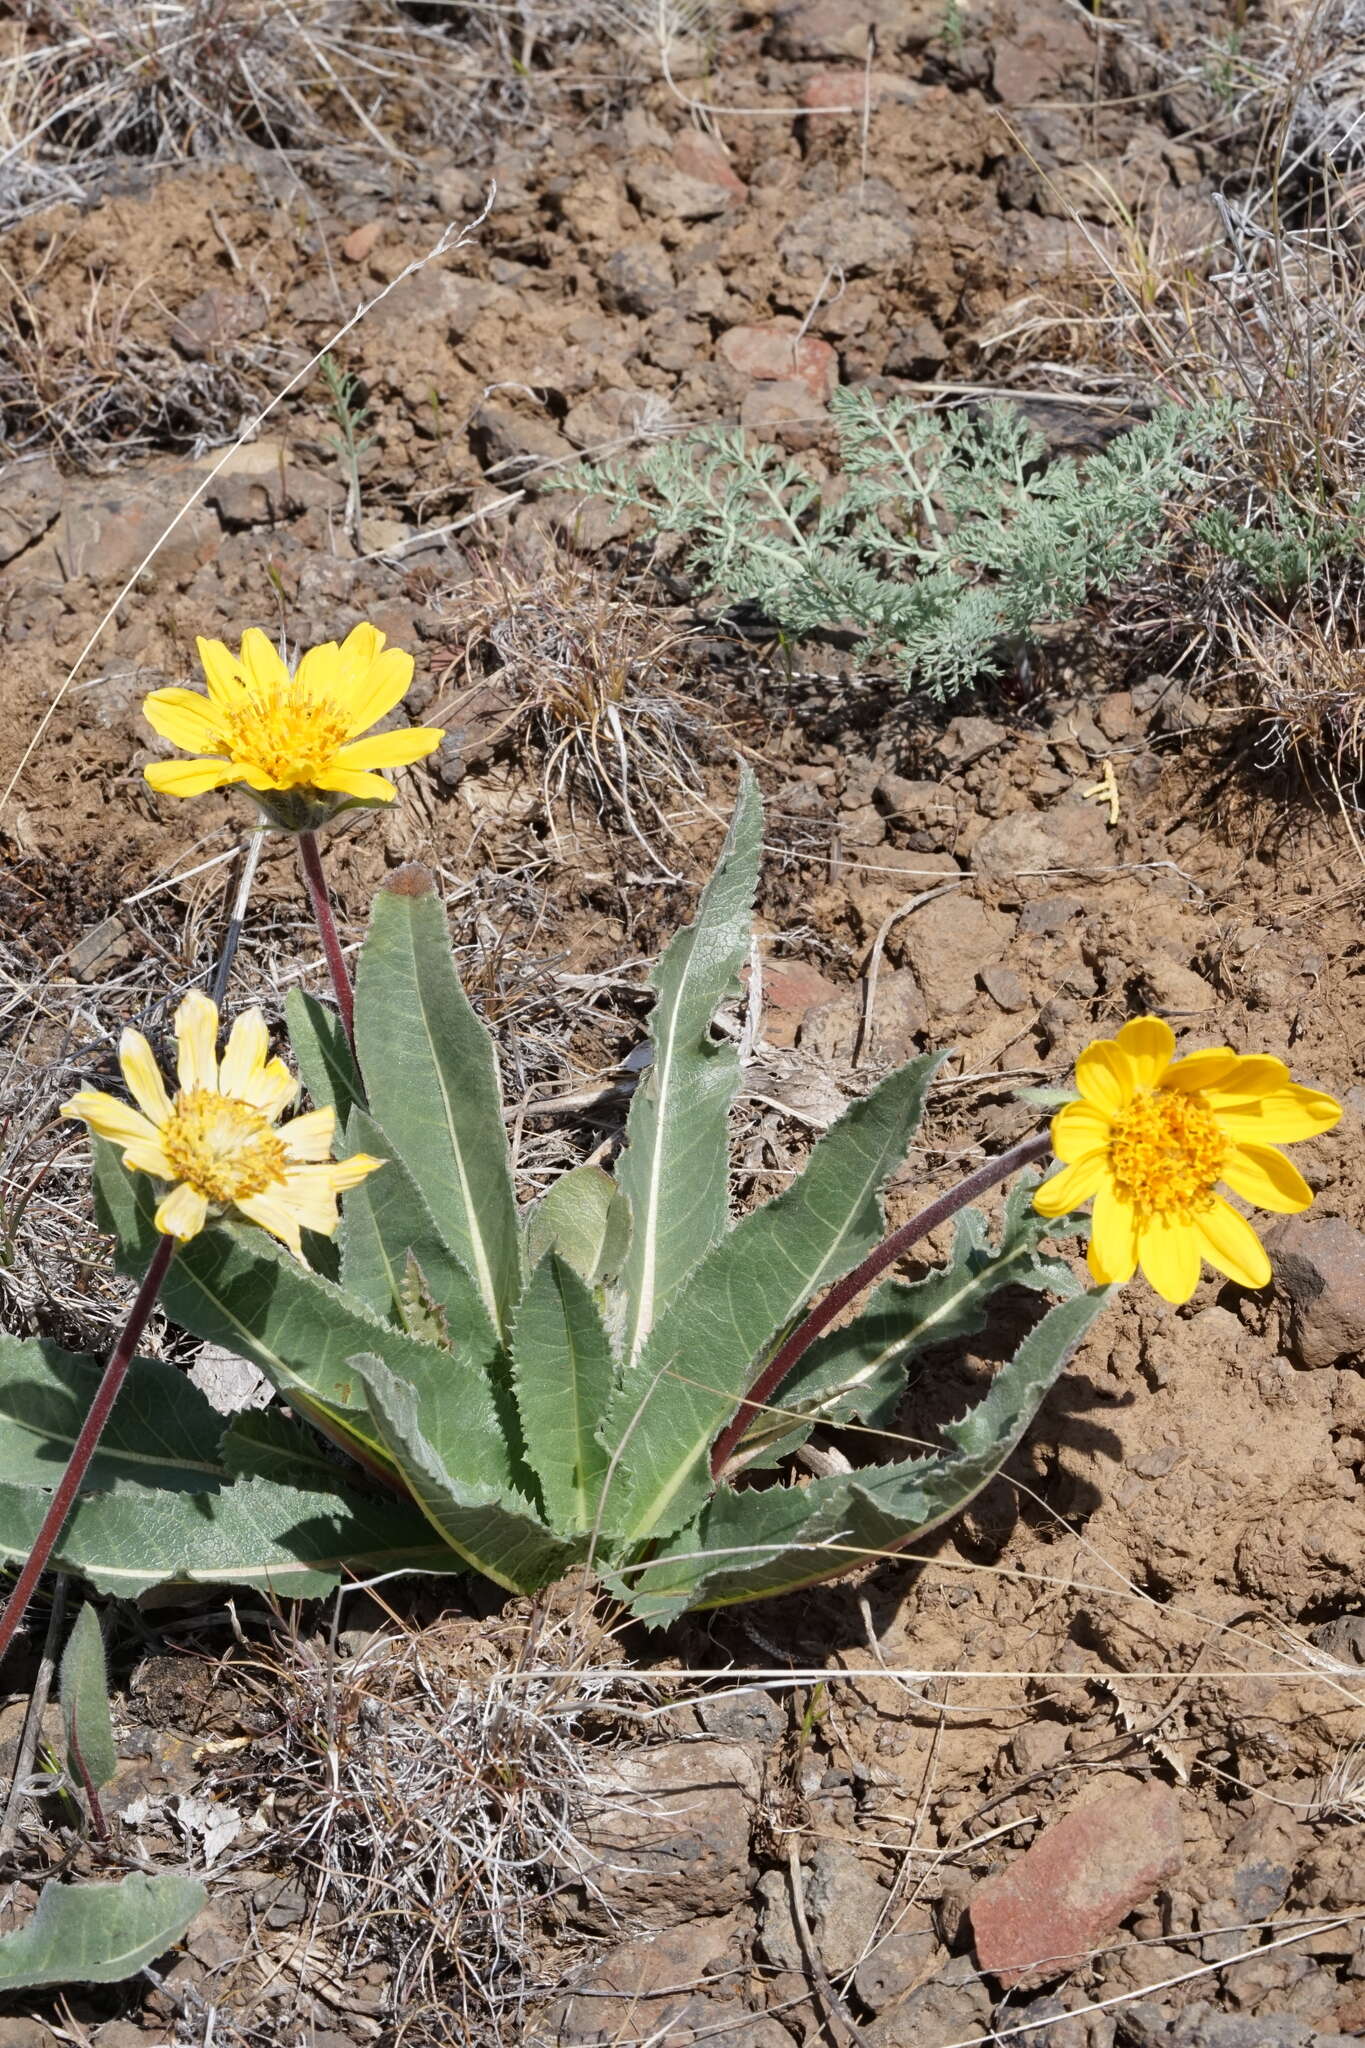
141, 623, 443, 822
1035, 1015, 1341, 1305
62, 991, 383, 1257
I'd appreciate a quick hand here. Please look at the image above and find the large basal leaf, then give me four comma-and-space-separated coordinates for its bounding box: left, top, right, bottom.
354, 1353, 577, 1594
614, 768, 762, 1368
0, 1873, 205, 1991
221, 1408, 352, 1491
617, 1288, 1108, 1622
601, 1051, 942, 1545
525, 1164, 631, 1290
510, 1255, 615, 1534
285, 987, 366, 1123
92, 1142, 507, 1488
739, 1173, 1080, 1465
0, 1473, 459, 1599
339, 1106, 497, 1356
0, 1335, 223, 1494
354, 869, 521, 1340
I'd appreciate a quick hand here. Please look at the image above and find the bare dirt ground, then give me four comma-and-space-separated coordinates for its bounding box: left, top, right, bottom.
1, 0, 1364, 2043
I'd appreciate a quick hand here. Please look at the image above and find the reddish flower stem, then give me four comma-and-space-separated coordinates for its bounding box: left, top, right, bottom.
709, 1130, 1053, 1480
297, 829, 355, 1047
0, 1233, 176, 1670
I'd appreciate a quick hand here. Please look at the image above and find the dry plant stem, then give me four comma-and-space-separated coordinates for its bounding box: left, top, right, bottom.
710, 1130, 1053, 1478
0, 1235, 176, 1672
297, 829, 354, 1046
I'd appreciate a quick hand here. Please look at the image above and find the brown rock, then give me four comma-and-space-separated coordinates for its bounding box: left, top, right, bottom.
602, 242, 676, 314
778, 183, 915, 278
933, 715, 1008, 771
992, 6, 1095, 104
897, 895, 1010, 1015
970, 1778, 1183, 1989
769, 0, 942, 59
560, 1740, 759, 1929
341, 217, 385, 262
1134, 955, 1217, 1017
760, 959, 843, 1015
800, 67, 924, 111
0, 457, 61, 569
469, 404, 574, 480
719, 320, 838, 403
672, 131, 747, 199
971, 801, 1111, 881
979, 961, 1030, 1013
627, 159, 740, 220
740, 379, 828, 450
1269, 1216, 1365, 1369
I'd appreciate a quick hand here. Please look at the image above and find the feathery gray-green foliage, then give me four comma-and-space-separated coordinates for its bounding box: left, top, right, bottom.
567, 389, 1237, 696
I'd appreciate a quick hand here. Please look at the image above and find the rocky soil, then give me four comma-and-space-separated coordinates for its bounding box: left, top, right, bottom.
0, 0, 1363, 2042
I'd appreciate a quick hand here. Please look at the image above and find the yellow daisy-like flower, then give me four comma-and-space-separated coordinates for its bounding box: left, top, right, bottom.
61, 991, 383, 1258
1035, 1015, 1341, 1306
141, 623, 443, 828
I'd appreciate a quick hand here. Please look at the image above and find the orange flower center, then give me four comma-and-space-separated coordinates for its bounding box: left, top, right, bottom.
220, 684, 352, 789
1108, 1088, 1227, 1219
161, 1089, 288, 1203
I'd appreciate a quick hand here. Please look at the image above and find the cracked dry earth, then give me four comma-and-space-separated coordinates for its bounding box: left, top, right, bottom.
0, 0, 1364, 2041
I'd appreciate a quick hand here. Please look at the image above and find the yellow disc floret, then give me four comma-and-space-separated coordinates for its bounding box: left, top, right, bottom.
1034, 1013, 1341, 1305
61, 990, 382, 1258
1106, 1089, 1227, 1221
160, 1090, 289, 1205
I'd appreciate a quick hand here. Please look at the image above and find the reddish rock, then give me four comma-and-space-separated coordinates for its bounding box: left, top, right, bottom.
801, 67, 923, 111
672, 131, 747, 199
971, 1779, 1183, 1989
758, 959, 842, 1014
740, 378, 828, 450
719, 320, 837, 403
341, 218, 384, 262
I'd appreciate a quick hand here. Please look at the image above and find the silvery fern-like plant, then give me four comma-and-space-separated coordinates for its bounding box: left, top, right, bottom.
564, 391, 1236, 698
0, 775, 1107, 1623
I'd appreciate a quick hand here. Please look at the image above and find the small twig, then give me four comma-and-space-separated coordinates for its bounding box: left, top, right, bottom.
787, 1840, 879, 2048
210, 827, 267, 1010
0, 1575, 65, 1853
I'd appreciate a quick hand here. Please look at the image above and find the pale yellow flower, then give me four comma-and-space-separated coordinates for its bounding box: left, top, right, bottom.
141, 623, 443, 814
62, 992, 382, 1257
1035, 1015, 1341, 1305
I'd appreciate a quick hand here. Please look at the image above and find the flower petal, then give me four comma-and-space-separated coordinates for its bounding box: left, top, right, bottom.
142, 687, 229, 755
1051, 1100, 1112, 1164
1113, 1015, 1175, 1091
197, 636, 245, 709
219, 1009, 270, 1099
1136, 1213, 1203, 1305
1088, 1182, 1139, 1285
120, 1140, 176, 1178
330, 1152, 384, 1189
236, 1190, 304, 1258
307, 766, 399, 801
61, 1090, 162, 1151
118, 1029, 172, 1128
174, 991, 220, 1094
1162, 1049, 1240, 1094
1221, 1141, 1314, 1214
1033, 1155, 1106, 1218
280, 1107, 336, 1162
144, 757, 243, 797
1211, 1086, 1342, 1145
294, 640, 340, 698
155, 1182, 209, 1240
238, 628, 290, 698
240, 1057, 298, 1121
1192, 1197, 1272, 1290
330, 727, 443, 772
342, 646, 417, 736
1075, 1038, 1138, 1117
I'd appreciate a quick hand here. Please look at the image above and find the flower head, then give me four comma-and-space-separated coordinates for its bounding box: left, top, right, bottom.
1035, 1015, 1341, 1305
62, 992, 382, 1257
142, 624, 444, 830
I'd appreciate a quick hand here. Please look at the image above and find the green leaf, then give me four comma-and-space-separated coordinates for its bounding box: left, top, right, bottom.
510, 1255, 615, 1533
354, 870, 521, 1339
0, 1873, 205, 1991
0, 1474, 460, 1599
285, 988, 365, 1122
60, 1605, 117, 1797
92, 1141, 506, 1485
614, 768, 763, 1366
602, 1051, 943, 1544
742, 1173, 1080, 1463
221, 1409, 345, 1491
338, 1107, 497, 1358
0, 1336, 223, 1494
525, 1165, 631, 1289
618, 1287, 1109, 1621
354, 1353, 577, 1593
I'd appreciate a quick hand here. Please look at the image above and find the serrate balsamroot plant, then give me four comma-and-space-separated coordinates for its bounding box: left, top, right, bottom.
0, 777, 1340, 1625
